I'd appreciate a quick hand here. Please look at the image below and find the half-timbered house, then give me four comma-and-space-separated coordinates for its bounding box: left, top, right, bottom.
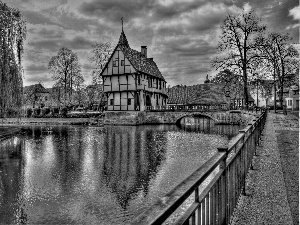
101, 29, 167, 111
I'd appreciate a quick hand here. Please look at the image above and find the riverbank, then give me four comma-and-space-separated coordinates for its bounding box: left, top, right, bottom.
230, 111, 299, 225
0, 127, 21, 141
0, 110, 258, 126
0, 117, 101, 126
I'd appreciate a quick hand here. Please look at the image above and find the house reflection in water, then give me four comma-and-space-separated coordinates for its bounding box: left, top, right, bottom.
102, 126, 167, 209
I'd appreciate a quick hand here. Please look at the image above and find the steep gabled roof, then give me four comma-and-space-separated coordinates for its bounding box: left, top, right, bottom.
167, 84, 228, 105
120, 45, 165, 80
167, 83, 254, 105
101, 30, 165, 81
23, 83, 49, 94
118, 30, 129, 47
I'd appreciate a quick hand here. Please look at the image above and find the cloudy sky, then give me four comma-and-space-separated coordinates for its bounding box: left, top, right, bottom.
2, 0, 299, 88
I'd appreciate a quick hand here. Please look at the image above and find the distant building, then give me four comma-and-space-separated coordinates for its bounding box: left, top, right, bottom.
23, 83, 51, 109
100, 28, 167, 111
167, 83, 228, 107
167, 81, 254, 109
285, 85, 299, 110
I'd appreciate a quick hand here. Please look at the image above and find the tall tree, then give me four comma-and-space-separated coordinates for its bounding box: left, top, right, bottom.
211, 69, 244, 100
90, 42, 113, 85
255, 32, 299, 109
90, 42, 112, 110
211, 10, 265, 108
72, 75, 86, 106
0, 1, 26, 117
48, 47, 83, 106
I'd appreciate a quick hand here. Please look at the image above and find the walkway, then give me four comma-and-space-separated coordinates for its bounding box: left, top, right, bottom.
230, 112, 299, 225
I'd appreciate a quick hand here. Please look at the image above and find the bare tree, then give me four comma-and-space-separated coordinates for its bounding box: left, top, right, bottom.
211, 69, 248, 106
211, 10, 265, 108
0, 2, 26, 117
90, 42, 113, 84
48, 47, 83, 107
72, 75, 86, 106
255, 32, 299, 109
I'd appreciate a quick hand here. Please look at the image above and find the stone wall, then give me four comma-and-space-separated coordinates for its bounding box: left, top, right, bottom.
103, 111, 258, 126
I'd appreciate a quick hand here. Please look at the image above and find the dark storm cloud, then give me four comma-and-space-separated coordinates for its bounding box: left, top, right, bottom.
38, 28, 65, 38
25, 73, 52, 84
29, 39, 61, 51
29, 36, 94, 51
26, 64, 48, 72
22, 10, 62, 27
152, 0, 205, 19
2, 0, 296, 87
28, 26, 65, 39
78, 0, 155, 23
161, 41, 217, 57
82, 63, 94, 70
68, 36, 95, 50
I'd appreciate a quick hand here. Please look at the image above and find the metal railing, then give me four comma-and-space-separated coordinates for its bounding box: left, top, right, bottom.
146, 104, 229, 112
132, 110, 267, 225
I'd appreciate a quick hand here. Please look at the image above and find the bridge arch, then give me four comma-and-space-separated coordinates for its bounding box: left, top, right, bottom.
175, 113, 216, 125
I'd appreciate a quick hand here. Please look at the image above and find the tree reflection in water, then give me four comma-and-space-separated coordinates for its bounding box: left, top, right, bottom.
0, 122, 240, 224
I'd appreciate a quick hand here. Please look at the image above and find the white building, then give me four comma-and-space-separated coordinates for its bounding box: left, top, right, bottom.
101, 29, 167, 111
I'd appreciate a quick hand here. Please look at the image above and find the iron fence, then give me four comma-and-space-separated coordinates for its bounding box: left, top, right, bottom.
132, 110, 267, 225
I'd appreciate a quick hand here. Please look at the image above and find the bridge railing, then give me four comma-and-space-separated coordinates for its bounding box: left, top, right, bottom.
146, 104, 229, 112
132, 110, 267, 225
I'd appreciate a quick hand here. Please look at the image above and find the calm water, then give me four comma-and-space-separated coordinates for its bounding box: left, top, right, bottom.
0, 117, 241, 224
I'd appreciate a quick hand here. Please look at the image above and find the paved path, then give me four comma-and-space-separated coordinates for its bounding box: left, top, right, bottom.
230, 112, 299, 225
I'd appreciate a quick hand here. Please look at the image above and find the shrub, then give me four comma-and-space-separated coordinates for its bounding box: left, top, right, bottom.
6, 108, 19, 117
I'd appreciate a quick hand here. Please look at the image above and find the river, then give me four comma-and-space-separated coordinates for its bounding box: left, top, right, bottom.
0, 117, 241, 224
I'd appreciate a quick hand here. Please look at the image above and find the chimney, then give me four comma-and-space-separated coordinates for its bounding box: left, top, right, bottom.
141, 46, 147, 58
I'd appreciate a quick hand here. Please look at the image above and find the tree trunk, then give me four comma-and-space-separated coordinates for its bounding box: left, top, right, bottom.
274, 81, 277, 113
242, 65, 249, 109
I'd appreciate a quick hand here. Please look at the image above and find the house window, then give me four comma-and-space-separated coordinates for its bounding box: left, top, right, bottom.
45, 96, 47, 101
113, 60, 118, 67
128, 99, 131, 105
148, 77, 152, 88
110, 99, 114, 105
137, 75, 141, 85
121, 60, 124, 66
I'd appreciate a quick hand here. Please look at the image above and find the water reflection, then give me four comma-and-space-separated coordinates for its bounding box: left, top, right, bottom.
0, 123, 240, 224
103, 126, 167, 210
179, 116, 241, 139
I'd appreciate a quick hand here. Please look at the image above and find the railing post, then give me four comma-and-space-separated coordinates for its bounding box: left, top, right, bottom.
247, 122, 255, 170
256, 116, 262, 146
218, 146, 229, 225
239, 129, 247, 195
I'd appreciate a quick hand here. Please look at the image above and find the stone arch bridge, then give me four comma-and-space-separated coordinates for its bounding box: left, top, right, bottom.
103, 110, 255, 126
142, 111, 245, 125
